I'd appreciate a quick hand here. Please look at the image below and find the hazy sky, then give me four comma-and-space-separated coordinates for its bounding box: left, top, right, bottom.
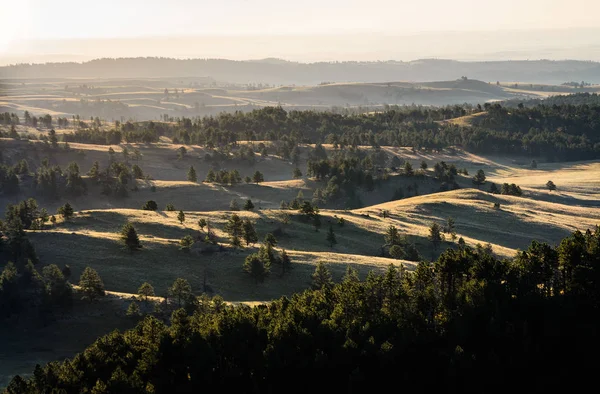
2, 0, 600, 63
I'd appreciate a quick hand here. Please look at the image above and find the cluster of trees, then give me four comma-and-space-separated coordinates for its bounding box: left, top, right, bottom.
8, 227, 600, 392
87, 155, 147, 198
383, 225, 420, 261
204, 169, 264, 185
489, 182, 523, 196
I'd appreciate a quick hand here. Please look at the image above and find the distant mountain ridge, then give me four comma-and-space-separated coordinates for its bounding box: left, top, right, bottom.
2, 57, 600, 85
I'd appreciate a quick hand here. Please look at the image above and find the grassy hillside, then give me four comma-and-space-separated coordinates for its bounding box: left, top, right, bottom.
3, 77, 598, 120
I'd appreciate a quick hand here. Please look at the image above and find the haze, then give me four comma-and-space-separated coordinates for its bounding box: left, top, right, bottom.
2, 0, 600, 64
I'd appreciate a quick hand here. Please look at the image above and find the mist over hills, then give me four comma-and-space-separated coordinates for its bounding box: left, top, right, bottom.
2, 57, 600, 85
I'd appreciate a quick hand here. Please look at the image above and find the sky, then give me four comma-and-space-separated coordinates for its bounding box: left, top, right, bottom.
2, 0, 600, 63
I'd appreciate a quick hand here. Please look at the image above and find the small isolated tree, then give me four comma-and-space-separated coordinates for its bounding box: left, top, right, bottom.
127, 301, 141, 317
57, 202, 74, 220
180, 235, 194, 252
177, 210, 185, 225
120, 222, 142, 252
531, 159, 538, 169
165, 203, 175, 211
169, 278, 192, 308
252, 170, 264, 184
420, 160, 428, 171
326, 225, 337, 248
244, 199, 255, 211
311, 262, 333, 290
229, 199, 240, 211
138, 282, 155, 302
50, 215, 57, 226
187, 166, 197, 182
472, 169, 486, 187
489, 183, 499, 194
79, 267, 105, 301
293, 168, 302, 179
198, 218, 207, 231
546, 180, 557, 191
242, 219, 258, 246
428, 222, 443, 250
142, 200, 158, 211
243, 253, 270, 284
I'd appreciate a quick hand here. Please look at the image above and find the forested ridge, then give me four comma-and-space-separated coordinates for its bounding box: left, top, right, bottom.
4, 227, 600, 393
5, 95, 600, 161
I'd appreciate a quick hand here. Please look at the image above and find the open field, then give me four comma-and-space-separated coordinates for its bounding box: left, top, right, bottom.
1, 136, 599, 301
3, 77, 599, 120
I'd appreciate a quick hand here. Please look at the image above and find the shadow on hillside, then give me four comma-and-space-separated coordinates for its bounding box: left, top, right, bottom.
53, 210, 199, 240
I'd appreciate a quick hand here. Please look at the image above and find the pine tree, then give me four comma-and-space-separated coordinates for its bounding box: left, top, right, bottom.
428, 222, 443, 250
168, 278, 192, 308
187, 166, 197, 182
142, 200, 158, 211
120, 223, 142, 251
204, 168, 216, 182
446, 217, 457, 241
180, 235, 194, 251
79, 267, 105, 301
132, 164, 144, 179
126, 301, 141, 317
242, 219, 258, 246
57, 202, 74, 220
50, 215, 56, 226
225, 214, 243, 245
165, 203, 175, 211
177, 210, 185, 225
252, 170, 264, 184
88, 161, 100, 179
229, 199, 240, 211
264, 233, 277, 247
244, 199, 255, 211
293, 168, 302, 178
311, 262, 333, 290
473, 169, 486, 186
138, 282, 155, 302
198, 218, 207, 231
326, 225, 337, 247
546, 180, 557, 191
404, 161, 414, 176
243, 253, 270, 284
384, 225, 401, 246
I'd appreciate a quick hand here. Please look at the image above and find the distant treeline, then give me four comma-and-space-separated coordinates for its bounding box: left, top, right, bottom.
4, 95, 600, 161
5, 227, 600, 393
